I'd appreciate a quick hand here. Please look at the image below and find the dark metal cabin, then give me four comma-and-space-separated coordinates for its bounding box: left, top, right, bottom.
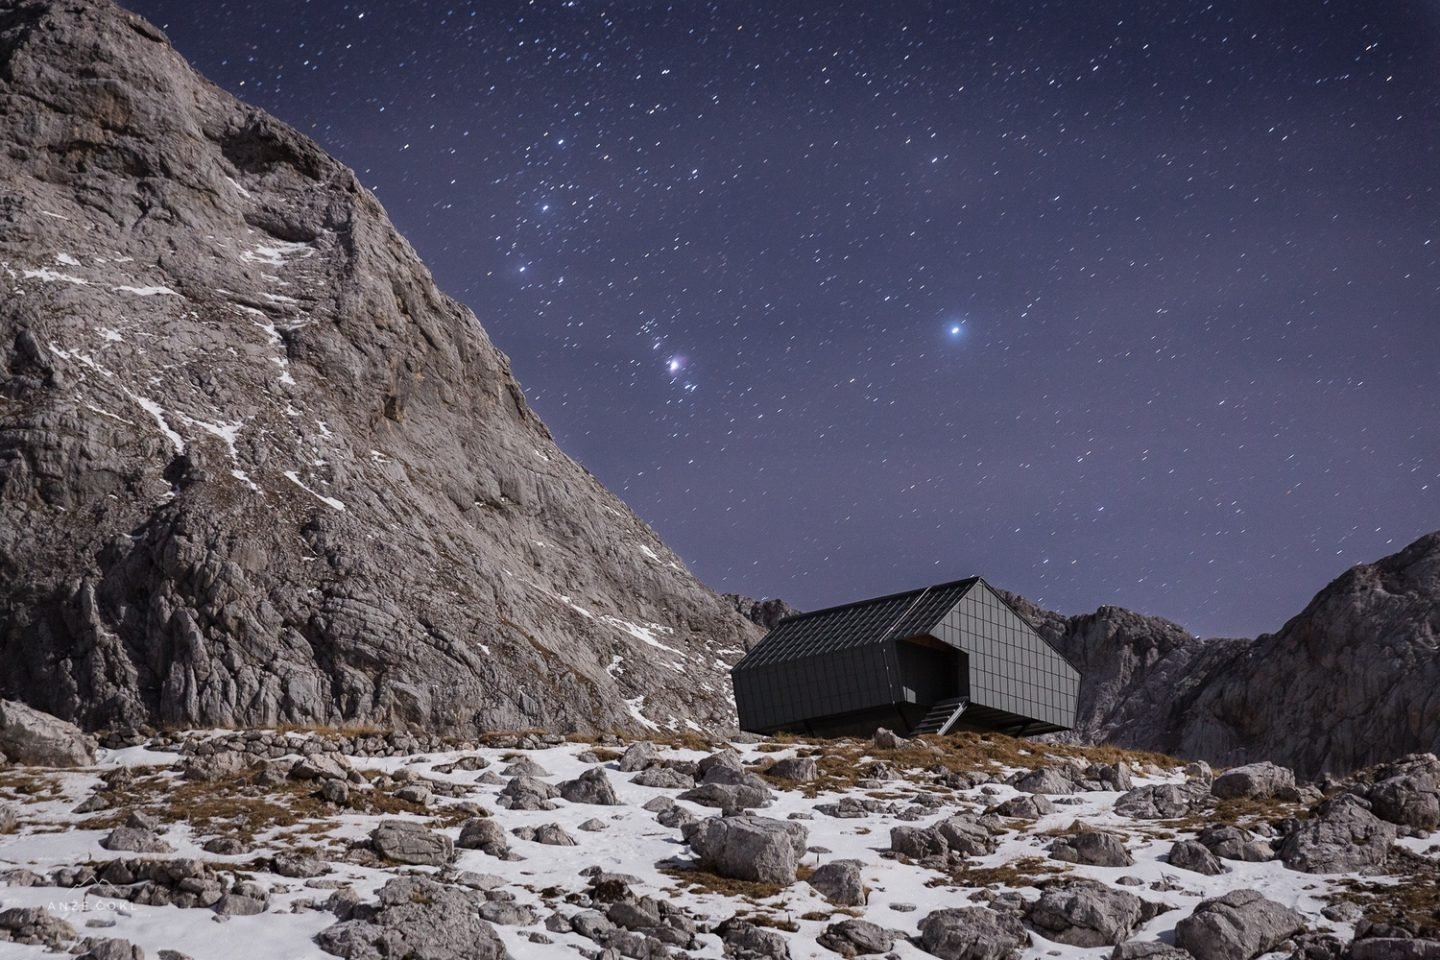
730, 578, 1080, 738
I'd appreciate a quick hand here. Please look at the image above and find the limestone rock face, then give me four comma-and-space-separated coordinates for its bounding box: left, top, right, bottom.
1004, 529, 1440, 778
0, 0, 760, 734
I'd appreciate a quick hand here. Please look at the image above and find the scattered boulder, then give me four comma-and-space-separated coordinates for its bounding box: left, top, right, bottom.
1013, 765, 1080, 795
1087, 763, 1134, 792
873, 728, 910, 750
532, 823, 577, 846
0, 700, 97, 767
617, 741, 658, 772
501, 757, 550, 777
766, 757, 819, 782
498, 775, 560, 811
369, 820, 454, 867
808, 859, 865, 906
1185, 760, 1214, 784
180, 752, 252, 782
890, 824, 949, 860
683, 815, 807, 885
458, 817, 510, 855
315, 877, 506, 960
290, 754, 352, 782
1167, 839, 1224, 875
817, 918, 896, 957
1366, 754, 1440, 831
215, 880, 269, 916
1347, 939, 1440, 959
1212, 761, 1298, 801
559, 767, 621, 805
1196, 825, 1274, 862
1174, 889, 1304, 960
0, 804, 16, 833
101, 813, 174, 854
678, 781, 771, 810
1111, 943, 1195, 959
1114, 782, 1212, 819
936, 815, 998, 857
1049, 830, 1134, 867
1025, 878, 1157, 947
717, 917, 792, 959
632, 766, 695, 789
1279, 794, 1396, 874
918, 906, 1030, 960
0, 906, 79, 949
578, 818, 607, 832
991, 794, 1056, 820
477, 901, 537, 926
75, 938, 145, 960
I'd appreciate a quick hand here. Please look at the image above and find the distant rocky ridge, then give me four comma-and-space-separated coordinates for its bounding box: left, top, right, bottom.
0, 0, 759, 734
723, 594, 801, 634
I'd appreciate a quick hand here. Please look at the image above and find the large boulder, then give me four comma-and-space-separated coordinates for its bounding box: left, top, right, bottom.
766, 757, 818, 782
1278, 794, 1396, 873
0, 700, 96, 767
1049, 830, 1133, 867
1365, 754, 1440, 831
891, 824, 949, 860
807, 859, 865, 907
1167, 839, 1224, 876
1114, 782, 1211, 820
457, 817, 510, 856
1025, 879, 1155, 947
369, 820, 454, 867
683, 815, 807, 886
1174, 889, 1304, 960
935, 815, 997, 857
559, 767, 620, 805
616, 741, 658, 772
315, 877, 507, 959
1196, 825, 1274, 862
1012, 765, 1080, 795
991, 794, 1056, 820
632, 766, 695, 789
918, 907, 1030, 960
678, 782, 772, 810
817, 918, 896, 957
1211, 761, 1298, 801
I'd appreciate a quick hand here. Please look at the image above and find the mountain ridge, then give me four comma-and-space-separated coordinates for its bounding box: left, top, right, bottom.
0, 0, 759, 735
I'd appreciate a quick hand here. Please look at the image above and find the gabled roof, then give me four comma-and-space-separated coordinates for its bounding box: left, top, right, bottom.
732, 577, 980, 670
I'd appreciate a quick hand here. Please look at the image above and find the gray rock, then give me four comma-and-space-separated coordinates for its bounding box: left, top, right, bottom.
101, 825, 174, 854
1110, 944, 1195, 959
501, 757, 550, 778
991, 794, 1056, 820
498, 776, 560, 810
1174, 889, 1304, 960
0, 0, 760, 740
873, 728, 910, 750
559, 767, 620, 805
1167, 840, 1224, 875
0, 905, 78, 947
631, 766, 695, 789
657, 805, 697, 829
76, 938, 145, 960
935, 815, 998, 857
890, 824, 949, 859
678, 781, 771, 810
1114, 782, 1212, 820
1049, 830, 1133, 867
320, 779, 351, 805
215, 888, 267, 917
1279, 794, 1396, 873
477, 901, 536, 926
272, 854, 329, 879
807, 859, 865, 906
817, 918, 895, 956
683, 815, 806, 885
1196, 824, 1274, 862
1366, 754, 1440, 831
393, 783, 432, 805
766, 757, 818, 781
1013, 765, 1080, 795
578, 818, 607, 832
0, 804, 15, 833
1212, 761, 1298, 800
180, 752, 252, 782
369, 820, 454, 866
718, 917, 791, 959
1025, 878, 1151, 947
532, 823, 577, 846
315, 877, 507, 959
725, 595, 802, 632
1347, 940, 1440, 960
1087, 762, 1135, 792
290, 754, 352, 782
0, 700, 96, 766
1184, 761, 1214, 784
458, 817, 509, 852
918, 906, 1030, 960
617, 741, 658, 772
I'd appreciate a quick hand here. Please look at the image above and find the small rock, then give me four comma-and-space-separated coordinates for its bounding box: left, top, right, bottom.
872, 727, 909, 750
991, 794, 1056, 820
767, 757, 818, 781
533, 823, 577, 846
202, 837, 246, 856
631, 766, 695, 789
394, 783, 432, 805
578, 818, 607, 832
1114, 782, 1211, 820
559, 767, 620, 805
478, 901, 537, 926
817, 918, 896, 956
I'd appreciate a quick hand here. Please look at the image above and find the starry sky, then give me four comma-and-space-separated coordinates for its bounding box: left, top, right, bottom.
121, 0, 1439, 639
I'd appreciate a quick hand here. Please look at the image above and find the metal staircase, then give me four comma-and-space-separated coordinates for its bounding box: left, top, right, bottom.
911, 696, 969, 736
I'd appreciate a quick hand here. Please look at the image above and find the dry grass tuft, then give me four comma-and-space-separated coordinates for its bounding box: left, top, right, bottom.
1331, 847, 1440, 938
660, 863, 791, 901
928, 855, 1070, 890
0, 770, 68, 804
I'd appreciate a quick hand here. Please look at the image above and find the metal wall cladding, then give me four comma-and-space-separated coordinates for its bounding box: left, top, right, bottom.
733, 642, 897, 731
932, 581, 1080, 730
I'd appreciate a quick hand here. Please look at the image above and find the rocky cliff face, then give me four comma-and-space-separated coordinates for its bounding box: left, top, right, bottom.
723, 594, 802, 635
0, 0, 759, 734
1003, 530, 1440, 778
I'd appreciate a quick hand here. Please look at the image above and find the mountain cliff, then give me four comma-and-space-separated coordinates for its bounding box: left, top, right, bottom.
1003, 530, 1440, 778
0, 0, 759, 734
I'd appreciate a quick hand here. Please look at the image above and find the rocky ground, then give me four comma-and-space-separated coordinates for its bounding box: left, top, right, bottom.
0, 712, 1437, 960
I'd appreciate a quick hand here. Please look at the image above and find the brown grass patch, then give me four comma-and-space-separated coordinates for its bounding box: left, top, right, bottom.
660, 863, 790, 901
1331, 848, 1440, 938
0, 770, 68, 804
928, 856, 1070, 890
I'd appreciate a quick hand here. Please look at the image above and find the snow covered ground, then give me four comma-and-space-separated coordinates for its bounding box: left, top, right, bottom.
0, 732, 1432, 959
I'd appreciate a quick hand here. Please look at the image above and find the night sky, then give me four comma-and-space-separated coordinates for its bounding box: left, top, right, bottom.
120, 0, 1439, 639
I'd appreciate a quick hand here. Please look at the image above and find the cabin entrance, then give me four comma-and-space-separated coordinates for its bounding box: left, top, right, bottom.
895, 635, 967, 722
